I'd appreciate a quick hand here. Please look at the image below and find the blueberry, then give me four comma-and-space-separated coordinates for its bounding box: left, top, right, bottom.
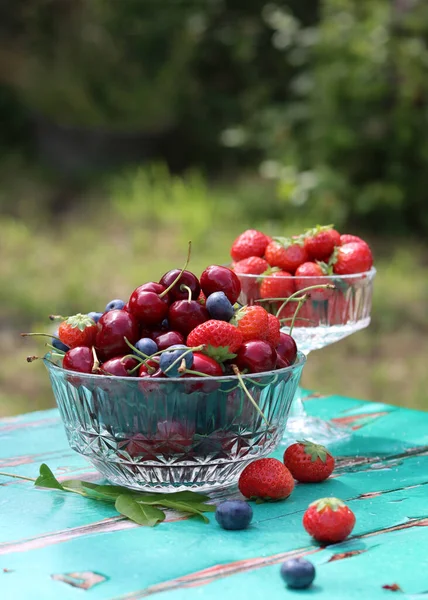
206, 291, 234, 321
87, 311, 103, 323
161, 318, 169, 329
159, 345, 193, 377
105, 299, 125, 312
52, 332, 69, 353
280, 558, 315, 589
215, 500, 253, 530
134, 337, 158, 357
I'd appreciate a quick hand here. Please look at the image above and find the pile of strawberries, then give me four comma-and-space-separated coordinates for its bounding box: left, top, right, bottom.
29, 263, 299, 379
238, 440, 356, 544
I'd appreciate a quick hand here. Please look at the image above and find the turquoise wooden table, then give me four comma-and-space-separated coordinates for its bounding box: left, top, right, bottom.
1, 392, 427, 600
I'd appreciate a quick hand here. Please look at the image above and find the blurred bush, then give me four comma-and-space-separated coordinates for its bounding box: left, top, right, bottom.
1, 1, 428, 233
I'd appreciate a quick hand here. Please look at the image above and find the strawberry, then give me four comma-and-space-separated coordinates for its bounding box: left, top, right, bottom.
239, 458, 295, 500
266, 313, 281, 347
233, 256, 270, 276
186, 320, 243, 362
265, 239, 309, 274
303, 226, 340, 261
327, 290, 348, 325
303, 497, 356, 543
232, 305, 269, 342
197, 290, 206, 306
340, 234, 369, 249
295, 262, 332, 301
283, 440, 335, 483
278, 300, 314, 328
260, 270, 295, 300
58, 314, 97, 349
332, 242, 373, 275
231, 229, 271, 262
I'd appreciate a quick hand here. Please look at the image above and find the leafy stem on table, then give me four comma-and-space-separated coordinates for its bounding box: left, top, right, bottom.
0, 464, 215, 527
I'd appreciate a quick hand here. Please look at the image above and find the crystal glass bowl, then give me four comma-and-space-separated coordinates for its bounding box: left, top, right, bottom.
44, 353, 306, 492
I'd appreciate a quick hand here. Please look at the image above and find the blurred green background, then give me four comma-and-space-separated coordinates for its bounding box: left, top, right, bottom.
0, 0, 427, 417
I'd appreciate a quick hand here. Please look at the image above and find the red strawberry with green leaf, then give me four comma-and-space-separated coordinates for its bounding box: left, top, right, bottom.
283, 440, 335, 482
303, 497, 356, 543
232, 305, 269, 342
265, 238, 309, 274
231, 229, 271, 262
58, 314, 97, 348
234, 256, 270, 302
186, 320, 243, 362
238, 458, 295, 501
303, 225, 340, 261
332, 242, 373, 275
266, 313, 281, 347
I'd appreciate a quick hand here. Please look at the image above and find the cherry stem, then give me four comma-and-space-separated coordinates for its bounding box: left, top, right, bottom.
273, 284, 334, 319
180, 369, 212, 377
181, 284, 193, 303
0, 471, 36, 482
231, 365, 270, 426
289, 294, 308, 335
163, 347, 195, 376
49, 314, 68, 321
21, 332, 63, 342
159, 241, 192, 298
45, 343, 65, 355
91, 347, 101, 373
26, 355, 40, 363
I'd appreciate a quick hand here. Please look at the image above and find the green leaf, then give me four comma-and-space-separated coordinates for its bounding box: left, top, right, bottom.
160, 500, 211, 523
34, 464, 65, 491
61, 480, 123, 501
115, 495, 165, 526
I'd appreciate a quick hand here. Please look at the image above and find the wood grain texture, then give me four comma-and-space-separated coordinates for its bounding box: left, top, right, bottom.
0, 394, 427, 600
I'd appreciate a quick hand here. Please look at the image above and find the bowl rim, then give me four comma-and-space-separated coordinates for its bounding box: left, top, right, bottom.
233, 266, 377, 280
44, 350, 306, 383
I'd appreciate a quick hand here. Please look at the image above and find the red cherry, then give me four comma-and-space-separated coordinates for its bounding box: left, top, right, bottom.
276, 332, 297, 366
200, 265, 241, 304
235, 340, 277, 373
101, 356, 138, 377
188, 352, 223, 376
63, 346, 94, 373
95, 309, 139, 360
159, 270, 200, 301
154, 330, 185, 350
168, 300, 209, 336
128, 288, 169, 325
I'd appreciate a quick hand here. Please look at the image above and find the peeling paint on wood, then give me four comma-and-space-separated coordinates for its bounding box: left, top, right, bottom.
0, 393, 427, 600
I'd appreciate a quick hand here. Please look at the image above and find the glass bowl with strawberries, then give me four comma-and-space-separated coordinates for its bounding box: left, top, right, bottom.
230, 227, 376, 445
26, 252, 305, 493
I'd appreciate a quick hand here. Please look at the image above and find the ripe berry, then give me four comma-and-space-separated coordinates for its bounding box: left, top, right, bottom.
265, 240, 309, 274
159, 269, 201, 301
280, 558, 315, 589
134, 337, 158, 357
259, 270, 295, 300
58, 314, 98, 349
266, 313, 281, 347
233, 305, 270, 342
105, 299, 125, 312
230, 229, 271, 262
95, 309, 139, 360
295, 262, 332, 301
276, 332, 297, 366
168, 300, 209, 336
233, 256, 269, 276
238, 458, 294, 500
206, 291, 234, 321
332, 242, 373, 275
101, 356, 138, 377
187, 320, 243, 362
284, 441, 335, 483
215, 500, 253, 530
52, 331, 69, 353
128, 286, 169, 325
235, 340, 277, 373
63, 346, 94, 373
304, 226, 339, 261
159, 345, 193, 377
303, 497, 356, 544
154, 330, 185, 350
340, 233, 369, 248
200, 266, 241, 305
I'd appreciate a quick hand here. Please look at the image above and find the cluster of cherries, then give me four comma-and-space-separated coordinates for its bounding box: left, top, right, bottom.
28, 260, 299, 382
